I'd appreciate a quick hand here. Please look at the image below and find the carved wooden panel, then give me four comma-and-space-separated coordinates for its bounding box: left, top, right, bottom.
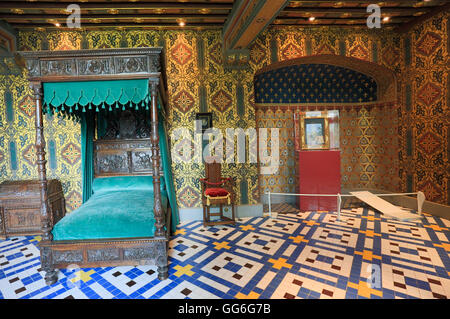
5, 208, 40, 230
40, 59, 77, 77
114, 56, 148, 74
78, 57, 113, 76
53, 250, 84, 263
0, 179, 66, 237
20, 48, 163, 80
123, 246, 157, 261
95, 152, 129, 175
132, 151, 153, 172
94, 139, 162, 177
87, 248, 120, 262
100, 110, 151, 140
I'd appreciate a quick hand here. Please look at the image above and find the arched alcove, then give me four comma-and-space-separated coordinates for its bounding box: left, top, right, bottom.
255, 63, 378, 104
255, 54, 399, 206
255, 54, 397, 104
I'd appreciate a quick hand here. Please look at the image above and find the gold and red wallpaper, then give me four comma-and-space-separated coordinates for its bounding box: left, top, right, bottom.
396, 12, 449, 205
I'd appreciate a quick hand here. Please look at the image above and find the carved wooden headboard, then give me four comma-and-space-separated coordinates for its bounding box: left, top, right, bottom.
93, 138, 162, 177
93, 108, 162, 178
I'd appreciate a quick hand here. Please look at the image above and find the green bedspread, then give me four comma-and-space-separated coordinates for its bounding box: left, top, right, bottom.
52, 176, 168, 241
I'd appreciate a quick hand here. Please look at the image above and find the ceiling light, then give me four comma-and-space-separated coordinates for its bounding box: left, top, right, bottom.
291, 1, 303, 7
54, 22, 61, 27
383, 16, 390, 22
177, 19, 186, 27
11, 9, 24, 14
309, 16, 316, 22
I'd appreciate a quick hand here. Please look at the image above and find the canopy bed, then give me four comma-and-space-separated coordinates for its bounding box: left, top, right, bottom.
19, 48, 178, 285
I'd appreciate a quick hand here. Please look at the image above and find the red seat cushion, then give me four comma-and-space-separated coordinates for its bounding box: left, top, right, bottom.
205, 188, 229, 197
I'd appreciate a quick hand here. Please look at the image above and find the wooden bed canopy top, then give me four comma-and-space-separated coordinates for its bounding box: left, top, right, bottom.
19, 47, 172, 284
19, 47, 167, 109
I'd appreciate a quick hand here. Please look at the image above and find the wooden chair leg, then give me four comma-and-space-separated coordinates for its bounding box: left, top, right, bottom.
219, 204, 223, 219
202, 205, 206, 222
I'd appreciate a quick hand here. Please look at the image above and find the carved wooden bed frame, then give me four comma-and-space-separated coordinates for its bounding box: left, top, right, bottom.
19, 48, 171, 285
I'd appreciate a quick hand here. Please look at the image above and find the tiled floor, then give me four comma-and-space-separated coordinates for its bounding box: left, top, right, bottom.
1, 207, 449, 299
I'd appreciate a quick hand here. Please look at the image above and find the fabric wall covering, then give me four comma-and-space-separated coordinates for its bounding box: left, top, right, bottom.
397, 12, 449, 205
254, 64, 378, 104
0, 11, 448, 215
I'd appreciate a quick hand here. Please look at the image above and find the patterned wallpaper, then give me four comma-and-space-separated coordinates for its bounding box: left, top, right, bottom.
397, 12, 449, 205
0, 11, 448, 214
0, 69, 82, 212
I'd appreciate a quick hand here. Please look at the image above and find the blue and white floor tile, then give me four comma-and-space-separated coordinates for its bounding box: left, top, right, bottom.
1, 207, 450, 299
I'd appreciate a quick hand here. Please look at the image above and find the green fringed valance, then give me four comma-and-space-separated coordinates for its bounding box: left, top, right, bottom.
42, 79, 151, 120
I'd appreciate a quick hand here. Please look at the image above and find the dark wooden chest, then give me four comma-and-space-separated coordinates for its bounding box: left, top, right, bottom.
0, 180, 66, 239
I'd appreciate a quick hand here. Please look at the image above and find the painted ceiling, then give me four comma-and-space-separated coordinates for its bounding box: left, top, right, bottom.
0, 0, 448, 31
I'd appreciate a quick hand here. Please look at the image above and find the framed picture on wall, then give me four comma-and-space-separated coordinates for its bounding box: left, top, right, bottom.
300, 115, 330, 150
195, 112, 213, 134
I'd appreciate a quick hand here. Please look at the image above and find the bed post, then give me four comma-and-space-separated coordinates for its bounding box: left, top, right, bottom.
31, 82, 58, 285
150, 79, 165, 238
150, 78, 169, 280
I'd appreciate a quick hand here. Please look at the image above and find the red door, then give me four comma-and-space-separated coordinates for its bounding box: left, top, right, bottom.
297, 150, 341, 211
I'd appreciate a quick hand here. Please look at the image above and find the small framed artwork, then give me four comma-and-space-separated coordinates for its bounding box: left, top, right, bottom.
195, 112, 213, 134
300, 115, 330, 150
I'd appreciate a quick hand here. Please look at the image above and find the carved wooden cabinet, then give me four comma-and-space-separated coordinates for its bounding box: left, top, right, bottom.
0, 180, 66, 239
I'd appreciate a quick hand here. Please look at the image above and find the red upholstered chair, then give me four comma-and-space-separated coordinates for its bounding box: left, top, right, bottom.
200, 157, 236, 227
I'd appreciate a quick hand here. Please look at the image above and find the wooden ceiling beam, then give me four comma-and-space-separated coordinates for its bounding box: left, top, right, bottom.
0, 14, 229, 20
274, 18, 411, 25
395, 2, 450, 33
286, 0, 442, 4
223, 0, 290, 50
281, 7, 434, 15
8, 22, 222, 29
0, 1, 234, 10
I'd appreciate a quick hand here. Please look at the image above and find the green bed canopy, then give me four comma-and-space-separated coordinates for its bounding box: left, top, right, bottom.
42, 79, 152, 120
42, 78, 179, 233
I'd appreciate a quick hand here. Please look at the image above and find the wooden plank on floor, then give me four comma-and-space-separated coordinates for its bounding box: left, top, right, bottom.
350, 191, 421, 221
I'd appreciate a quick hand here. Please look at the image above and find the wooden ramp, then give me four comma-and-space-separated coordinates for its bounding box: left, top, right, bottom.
350, 191, 422, 222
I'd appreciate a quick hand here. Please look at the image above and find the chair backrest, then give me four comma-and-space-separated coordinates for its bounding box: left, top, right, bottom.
204, 156, 222, 184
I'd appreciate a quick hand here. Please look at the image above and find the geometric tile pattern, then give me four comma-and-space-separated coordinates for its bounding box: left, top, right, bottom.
1, 207, 449, 299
